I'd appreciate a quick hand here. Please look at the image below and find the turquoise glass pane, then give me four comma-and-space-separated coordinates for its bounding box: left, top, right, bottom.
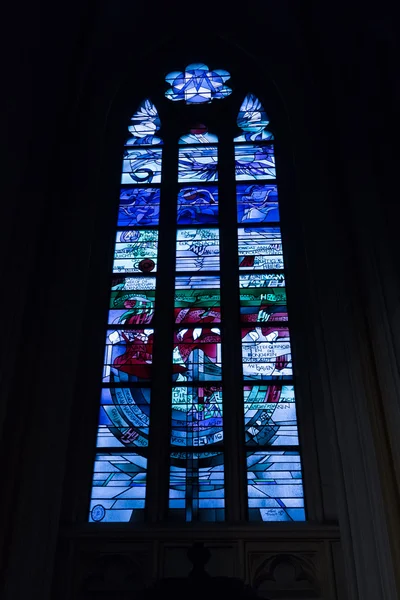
171, 386, 223, 447
176, 228, 219, 271
235, 144, 275, 181
121, 147, 162, 184
238, 227, 283, 270
126, 99, 162, 146
89, 453, 147, 523
235, 94, 274, 142
239, 274, 287, 323
113, 230, 158, 274
179, 131, 218, 144
97, 387, 151, 448
244, 385, 298, 446
169, 451, 225, 521
247, 451, 305, 521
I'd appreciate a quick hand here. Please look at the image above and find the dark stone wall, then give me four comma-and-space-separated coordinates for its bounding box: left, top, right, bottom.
1, 2, 399, 598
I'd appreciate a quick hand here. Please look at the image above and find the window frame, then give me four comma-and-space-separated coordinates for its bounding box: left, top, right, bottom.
59, 50, 322, 528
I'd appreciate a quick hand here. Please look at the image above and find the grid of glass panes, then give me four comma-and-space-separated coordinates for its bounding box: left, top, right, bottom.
88, 100, 162, 522
87, 83, 307, 525
235, 94, 306, 521
168, 127, 225, 521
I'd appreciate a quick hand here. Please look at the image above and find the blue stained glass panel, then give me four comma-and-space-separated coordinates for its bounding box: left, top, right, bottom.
176, 229, 220, 271
113, 230, 158, 274
237, 184, 279, 223
175, 276, 220, 324
89, 453, 147, 523
178, 147, 218, 183
179, 132, 218, 144
238, 227, 283, 270
169, 452, 225, 521
235, 94, 274, 142
121, 148, 162, 184
247, 451, 305, 521
97, 388, 151, 448
103, 329, 153, 383
173, 327, 222, 382
244, 385, 298, 446
126, 99, 162, 146
241, 326, 292, 380
118, 188, 160, 227
165, 63, 232, 104
171, 386, 223, 447
176, 275, 221, 289
177, 186, 219, 224
239, 274, 287, 323
109, 276, 156, 326
235, 145, 275, 181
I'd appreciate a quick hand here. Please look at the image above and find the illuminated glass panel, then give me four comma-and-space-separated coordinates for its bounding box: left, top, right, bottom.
235, 94, 274, 142
121, 148, 162, 184
237, 184, 279, 223
235, 145, 275, 180
238, 227, 283, 270
109, 276, 156, 326
175, 276, 220, 324
171, 386, 223, 447
90, 80, 307, 526
234, 93, 306, 521
113, 230, 158, 274
177, 185, 219, 224
89, 453, 147, 522
180, 132, 218, 144
103, 329, 154, 383
89, 98, 162, 524
247, 451, 305, 521
169, 452, 225, 521
241, 326, 292, 380
165, 63, 232, 104
97, 388, 151, 448
126, 99, 162, 145
118, 188, 160, 227
239, 274, 287, 323
178, 146, 218, 183
244, 385, 298, 446
173, 327, 222, 382
176, 228, 220, 271
240, 273, 285, 287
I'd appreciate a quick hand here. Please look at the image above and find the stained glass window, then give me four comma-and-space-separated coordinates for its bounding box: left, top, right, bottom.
235, 94, 274, 142
235, 94, 305, 521
88, 76, 306, 524
88, 99, 162, 523
165, 63, 232, 104
169, 125, 225, 521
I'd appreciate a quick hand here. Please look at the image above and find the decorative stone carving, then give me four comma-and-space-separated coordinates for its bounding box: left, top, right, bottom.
252, 553, 320, 598
142, 542, 260, 600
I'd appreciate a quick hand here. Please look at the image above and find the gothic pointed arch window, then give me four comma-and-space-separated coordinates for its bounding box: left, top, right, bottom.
88, 63, 306, 524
